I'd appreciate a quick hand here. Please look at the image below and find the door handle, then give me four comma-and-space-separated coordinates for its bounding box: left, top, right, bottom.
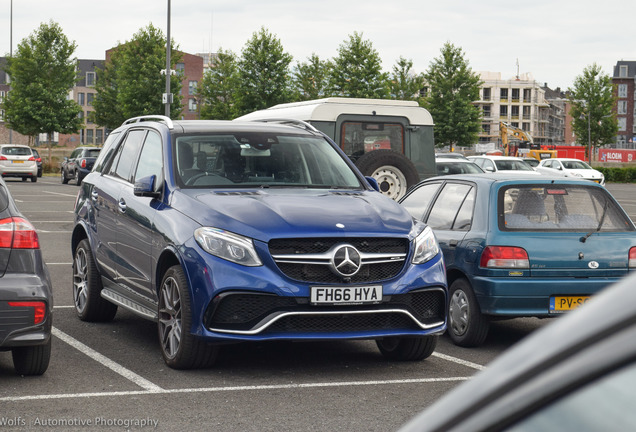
118, 199, 127, 213
449, 239, 459, 247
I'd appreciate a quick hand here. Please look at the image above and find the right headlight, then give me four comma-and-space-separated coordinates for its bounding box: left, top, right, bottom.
411, 225, 440, 264
194, 227, 262, 266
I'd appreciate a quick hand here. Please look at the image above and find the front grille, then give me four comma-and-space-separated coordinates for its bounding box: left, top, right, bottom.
206, 289, 445, 334
269, 237, 409, 283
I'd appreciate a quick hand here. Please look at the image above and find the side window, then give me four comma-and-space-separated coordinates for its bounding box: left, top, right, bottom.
426, 183, 473, 230
93, 132, 121, 173
133, 131, 163, 184
109, 129, 146, 182
472, 158, 484, 168
400, 182, 443, 221
70, 149, 81, 159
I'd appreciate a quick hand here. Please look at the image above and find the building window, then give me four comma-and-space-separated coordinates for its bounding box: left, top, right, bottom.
618, 84, 628, 98
188, 98, 197, 112
523, 88, 532, 102
500, 105, 508, 117
482, 105, 491, 117
500, 88, 508, 101
176, 63, 185, 73
511, 88, 520, 102
189, 81, 197, 95
96, 129, 103, 145
87, 129, 94, 144
87, 93, 94, 106
618, 117, 627, 131
86, 111, 94, 125
482, 88, 491, 101
620, 65, 628, 78
78, 111, 84, 120
511, 105, 519, 119
482, 124, 490, 134
618, 100, 627, 114
86, 72, 96, 86
78, 92, 85, 105
522, 123, 530, 132
523, 105, 531, 120
419, 87, 428, 98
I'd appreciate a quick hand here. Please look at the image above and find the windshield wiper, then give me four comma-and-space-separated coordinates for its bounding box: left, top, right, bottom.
580, 199, 609, 243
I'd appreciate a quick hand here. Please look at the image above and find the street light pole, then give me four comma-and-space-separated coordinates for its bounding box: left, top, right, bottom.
164, 0, 172, 117
587, 107, 591, 163
9, 0, 13, 144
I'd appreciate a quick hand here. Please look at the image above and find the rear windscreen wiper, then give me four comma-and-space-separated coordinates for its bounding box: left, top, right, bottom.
580, 199, 609, 243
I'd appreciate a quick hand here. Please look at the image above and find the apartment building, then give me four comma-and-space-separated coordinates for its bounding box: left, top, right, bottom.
612, 60, 636, 148
476, 72, 552, 146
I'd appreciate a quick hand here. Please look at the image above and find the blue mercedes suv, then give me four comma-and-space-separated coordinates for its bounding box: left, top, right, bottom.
71, 116, 447, 369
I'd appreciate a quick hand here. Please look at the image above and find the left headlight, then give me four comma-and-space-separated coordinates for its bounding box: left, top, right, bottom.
411, 225, 440, 264
194, 227, 262, 266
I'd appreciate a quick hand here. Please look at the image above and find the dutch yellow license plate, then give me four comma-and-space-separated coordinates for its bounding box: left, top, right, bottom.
550, 296, 590, 313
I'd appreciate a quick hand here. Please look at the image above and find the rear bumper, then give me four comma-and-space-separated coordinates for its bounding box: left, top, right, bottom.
471, 274, 627, 316
0, 163, 38, 177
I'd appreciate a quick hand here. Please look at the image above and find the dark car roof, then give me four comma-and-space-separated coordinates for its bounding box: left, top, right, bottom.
400, 272, 636, 432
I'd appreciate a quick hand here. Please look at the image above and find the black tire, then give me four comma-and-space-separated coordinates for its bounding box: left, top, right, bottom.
73, 239, 117, 322
31, 176, 37, 183
61, 169, 69, 184
376, 335, 438, 361
21, 177, 27, 182
76, 175, 83, 186
448, 278, 490, 347
355, 149, 420, 200
12, 339, 51, 375
158, 265, 219, 369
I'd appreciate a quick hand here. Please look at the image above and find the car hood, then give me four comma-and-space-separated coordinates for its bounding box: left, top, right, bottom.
171, 189, 415, 242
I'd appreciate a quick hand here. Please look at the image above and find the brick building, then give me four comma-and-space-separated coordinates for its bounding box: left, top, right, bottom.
612, 60, 636, 148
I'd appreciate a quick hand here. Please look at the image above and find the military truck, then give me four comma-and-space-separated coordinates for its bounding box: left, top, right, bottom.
237, 97, 436, 200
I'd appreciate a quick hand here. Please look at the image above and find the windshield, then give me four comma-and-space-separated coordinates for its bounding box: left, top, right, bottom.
174, 133, 362, 189
436, 161, 484, 175
495, 159, 535, 171
562, 160, 591, 170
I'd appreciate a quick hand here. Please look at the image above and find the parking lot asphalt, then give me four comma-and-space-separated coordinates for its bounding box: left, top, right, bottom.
2, 177, 632, 431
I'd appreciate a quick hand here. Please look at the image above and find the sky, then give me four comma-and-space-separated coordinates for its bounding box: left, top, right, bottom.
3, 0, 636, 91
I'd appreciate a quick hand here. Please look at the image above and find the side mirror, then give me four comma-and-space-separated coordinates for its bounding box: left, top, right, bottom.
365, 176, 380, 192
134, 175, 161, 198
484, 166, 494, 172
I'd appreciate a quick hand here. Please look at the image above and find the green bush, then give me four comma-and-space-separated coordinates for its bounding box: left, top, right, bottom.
596, 166, 636, 183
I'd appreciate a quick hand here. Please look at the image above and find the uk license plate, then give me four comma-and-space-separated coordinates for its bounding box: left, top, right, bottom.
550, 296, 590, 313
12, 160, 23, 164
310, 286, 382, 305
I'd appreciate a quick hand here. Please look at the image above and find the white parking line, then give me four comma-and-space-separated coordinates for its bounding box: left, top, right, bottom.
51, 328, 164, 393
432, 352, 487, 371
0, 376, 471, 402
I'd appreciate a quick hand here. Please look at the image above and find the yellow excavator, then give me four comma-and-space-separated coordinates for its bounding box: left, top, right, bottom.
499, 122, 556, 160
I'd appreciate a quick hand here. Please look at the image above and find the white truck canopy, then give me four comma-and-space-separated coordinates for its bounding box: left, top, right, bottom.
237, 97, 434, 126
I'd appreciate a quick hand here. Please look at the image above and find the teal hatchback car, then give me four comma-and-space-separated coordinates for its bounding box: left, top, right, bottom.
400, 173, 636, 347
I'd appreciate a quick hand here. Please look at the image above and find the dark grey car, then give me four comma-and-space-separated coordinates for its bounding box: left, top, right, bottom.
399, 271, 636, 432
0, 177, 53, 375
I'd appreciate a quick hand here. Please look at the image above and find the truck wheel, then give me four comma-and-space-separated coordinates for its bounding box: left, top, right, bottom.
355, 150, 420, 200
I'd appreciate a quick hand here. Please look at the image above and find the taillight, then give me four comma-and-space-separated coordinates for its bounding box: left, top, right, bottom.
480, 246, 529, 268
630, 247, 636, 268
8, 301, 46, 324
28, 156, 35, 161
0, 156, 6, 161
0, 217, 40, 249
80, 159, 87, 168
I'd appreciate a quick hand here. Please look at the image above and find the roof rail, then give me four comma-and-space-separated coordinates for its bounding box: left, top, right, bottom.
247, 118, 319, 133
122, 115, 174, 129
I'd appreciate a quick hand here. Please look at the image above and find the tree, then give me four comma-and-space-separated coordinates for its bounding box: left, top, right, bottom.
198, 49, 240, 120
292, 54, 332, 101
389, 56, 425, 101
329, 32, 389, 98
93, 24, 182, 128
236, 27, 293, 115
568, 63, 618, 160
422, 42, 482, 151
2, 21, 83, 145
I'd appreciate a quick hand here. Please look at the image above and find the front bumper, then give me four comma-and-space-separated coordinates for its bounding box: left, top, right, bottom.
183, 243, 448, 342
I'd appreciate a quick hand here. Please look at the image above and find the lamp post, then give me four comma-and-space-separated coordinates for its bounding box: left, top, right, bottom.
9, 0, 12, 144
587, 107, 591, 163
164, 0, 172, 117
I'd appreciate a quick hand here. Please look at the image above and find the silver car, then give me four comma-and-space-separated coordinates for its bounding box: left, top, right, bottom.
0, 144, 38, 182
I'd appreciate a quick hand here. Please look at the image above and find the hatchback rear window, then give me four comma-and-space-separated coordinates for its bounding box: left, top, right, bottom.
499, 185, 634, 232
1, 147, 31, 156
